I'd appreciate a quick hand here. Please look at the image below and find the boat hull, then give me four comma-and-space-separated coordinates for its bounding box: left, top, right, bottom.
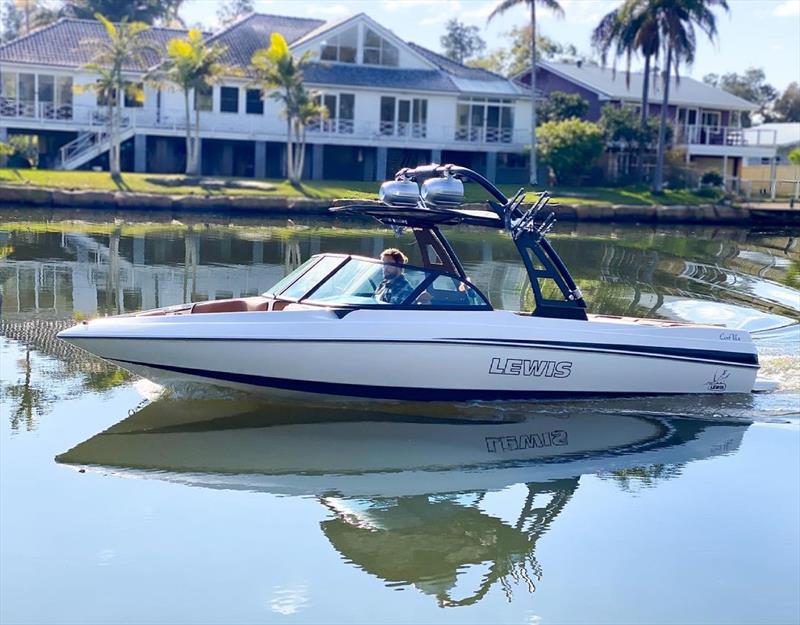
58, 309, 760, 401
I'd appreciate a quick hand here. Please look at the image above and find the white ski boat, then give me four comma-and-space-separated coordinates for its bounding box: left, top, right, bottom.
58, 164, 762, 401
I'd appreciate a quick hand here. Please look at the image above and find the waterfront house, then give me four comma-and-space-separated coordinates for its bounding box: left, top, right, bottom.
0, 12, 532, 183
515, 61, 778, 182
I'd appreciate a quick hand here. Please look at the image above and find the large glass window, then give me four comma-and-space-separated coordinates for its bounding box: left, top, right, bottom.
18, 73, 35, 116
124, 81, 144, 108
311, 92, 355, 133
455, 98, 514, 143
363, 28, 399, 66
194, 84, 212, 111
380, 96, 427, 137
220, 86, 239, 113
320, 26, 358, 63
246, 88, 263, 115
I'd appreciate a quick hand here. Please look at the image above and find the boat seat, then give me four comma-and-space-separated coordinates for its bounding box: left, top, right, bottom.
191, 296, 270, 314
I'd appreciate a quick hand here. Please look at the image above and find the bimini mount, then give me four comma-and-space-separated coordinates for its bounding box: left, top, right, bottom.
333, 163, 588, 321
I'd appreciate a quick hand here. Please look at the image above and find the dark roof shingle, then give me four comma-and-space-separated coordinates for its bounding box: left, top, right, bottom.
209, 13, 324, 68
303, 62, 455, 92
0, 18, 188, 70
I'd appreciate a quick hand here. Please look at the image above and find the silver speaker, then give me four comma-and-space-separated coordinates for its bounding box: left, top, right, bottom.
420, 176, 464, 207
379, 180, 420, 206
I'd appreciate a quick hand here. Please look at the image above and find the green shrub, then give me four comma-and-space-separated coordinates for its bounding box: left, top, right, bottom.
701, 171, 724, 186
788, 147, 800, 165
537, 118, 605, 185
538, 91, 589, 124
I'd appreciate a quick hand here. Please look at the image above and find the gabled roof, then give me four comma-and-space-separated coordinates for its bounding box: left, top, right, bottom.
407, 42, 505, 82
0, 18, 187, 70
208, 13, 324, 68
0, 12, 524, 97
529, 60, 758, 111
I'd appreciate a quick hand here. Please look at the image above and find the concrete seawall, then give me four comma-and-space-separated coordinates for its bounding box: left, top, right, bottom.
1, 184, 797, 224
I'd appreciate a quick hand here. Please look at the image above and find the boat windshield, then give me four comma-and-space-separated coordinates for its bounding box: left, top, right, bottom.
265, 255, 491, 309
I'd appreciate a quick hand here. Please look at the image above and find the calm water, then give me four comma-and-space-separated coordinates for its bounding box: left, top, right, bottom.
1, 211, 799, 624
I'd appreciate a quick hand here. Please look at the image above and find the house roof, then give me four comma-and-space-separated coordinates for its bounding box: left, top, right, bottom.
744, 123, 800, 147
208, 13, 324, 68
407, 42, 504, 82
0, 18, 188, 70
0, 13, 522, 97
303, 62, 455, 92
532, 61, 758, 111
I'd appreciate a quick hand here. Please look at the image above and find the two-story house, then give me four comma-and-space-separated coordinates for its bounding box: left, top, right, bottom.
0, 12, 533, 183
516, 60, 778, 182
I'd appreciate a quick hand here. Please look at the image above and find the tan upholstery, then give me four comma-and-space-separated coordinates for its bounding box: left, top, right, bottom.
191, 296, 270, 314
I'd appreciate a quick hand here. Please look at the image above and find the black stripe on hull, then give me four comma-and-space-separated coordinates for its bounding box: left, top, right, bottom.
113, 358, 749, 402
63, 335, 759, 368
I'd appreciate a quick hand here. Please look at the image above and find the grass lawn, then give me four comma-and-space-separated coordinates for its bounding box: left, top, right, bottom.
0, 168, 720, 206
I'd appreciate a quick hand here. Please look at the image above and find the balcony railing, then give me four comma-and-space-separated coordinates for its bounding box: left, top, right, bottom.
676, 125, 777, 148
1, 101, 531, 147
454, 125, 516, 144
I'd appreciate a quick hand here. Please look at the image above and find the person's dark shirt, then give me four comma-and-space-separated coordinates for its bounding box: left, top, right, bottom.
375, 274, 414, 305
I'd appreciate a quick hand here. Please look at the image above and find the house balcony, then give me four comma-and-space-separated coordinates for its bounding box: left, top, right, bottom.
0, 99, 530, 151
675, 124, 777, 159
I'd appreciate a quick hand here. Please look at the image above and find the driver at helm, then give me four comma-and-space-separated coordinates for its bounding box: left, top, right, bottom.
375, 248, 414, 305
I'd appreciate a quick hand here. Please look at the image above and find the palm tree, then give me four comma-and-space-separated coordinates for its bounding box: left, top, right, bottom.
592, 0, 660, 180
649, 0, 729, 192
83, 14, 158, 178
250, 33, 326, 185
488, 0, 564, 186
151, 29, 227, 175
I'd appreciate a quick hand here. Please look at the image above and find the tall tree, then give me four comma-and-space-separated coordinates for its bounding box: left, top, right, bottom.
63, 0, 185, 25
83, 14, 158, 178
468, 27, 590, 76
251, 33, 326, 185
648, 0, 730, 193
150, 29, 227, 175
0, 0, 22, 42
440, 18, 486, 64
703, 68, 777, 125
488, 0, 564, 186
773, 82, 800, 122
592, 0, 660, 180
216, 0, 253, 27
1, 0, 58, 41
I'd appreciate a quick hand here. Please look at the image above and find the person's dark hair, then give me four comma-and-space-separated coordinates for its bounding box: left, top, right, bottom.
380, 248, 408, 265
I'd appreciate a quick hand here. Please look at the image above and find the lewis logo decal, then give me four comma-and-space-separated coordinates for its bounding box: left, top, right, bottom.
489, 357, 573, 378
705, 369, 730, 392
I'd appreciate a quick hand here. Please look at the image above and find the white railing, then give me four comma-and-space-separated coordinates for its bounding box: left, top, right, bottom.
0, 97, 36, 118
676, 125, 778, 148
2, 101, 531, 147
453, 125, 519, 144
58, 116, 133, 168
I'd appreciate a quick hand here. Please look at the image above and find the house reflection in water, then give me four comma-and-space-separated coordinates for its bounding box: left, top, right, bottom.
56, 399, 750, 606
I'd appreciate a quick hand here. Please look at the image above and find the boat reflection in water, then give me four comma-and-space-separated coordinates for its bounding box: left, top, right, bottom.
57, 401, 750, 607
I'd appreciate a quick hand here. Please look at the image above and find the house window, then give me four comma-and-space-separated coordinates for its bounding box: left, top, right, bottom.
455, 97, 514, 143
320, 26, 358, 63
124, 82, 144, 108
701, 110, 721, 127
379, 96, 427, 137
363, 28, 399, 66
194, 84, 212, 111
246, 89, 263, 115
312, 92, 355, 133
220, 86, 239, 113
1, 70, 17, 99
